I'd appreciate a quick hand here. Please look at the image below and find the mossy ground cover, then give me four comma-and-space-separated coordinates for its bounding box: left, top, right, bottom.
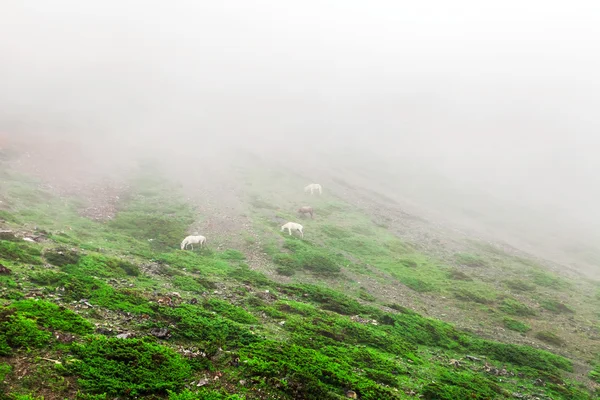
0, 164, 597, 399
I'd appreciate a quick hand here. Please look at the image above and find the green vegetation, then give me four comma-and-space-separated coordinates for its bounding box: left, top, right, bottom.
271, 238, 342, 276
503, 317, 531, 333
0, 240, 43, 265
44, 247, 81, 267
499, 298, 537, 317
535, 331, 566, 347
505, 279, 535, 292
540, 299, 575, 314
0, 162, 597, 399
453, 287, 496, 304
455, 252, 487, 267
66, 337, 192, 396
0, 300, 94, 355
590, 364, 600, 383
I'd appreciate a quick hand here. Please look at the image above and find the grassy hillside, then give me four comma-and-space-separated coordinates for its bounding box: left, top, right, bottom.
0, 158, 599, 399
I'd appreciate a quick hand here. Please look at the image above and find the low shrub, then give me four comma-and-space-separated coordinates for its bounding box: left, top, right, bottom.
539, 299, 574, 314
0, 312, 52, 354
282, 284, 369, 316
44, 247, 81, 267
66, 336, 192, 396
421, 369, 504, 399
453, 288, 495, 304
530, 270, 568, 289
535, 331, 566, 347
9, 299, 94, 335
455, 253, 487, 267
228, 264, 271, 287
202, 298, 258, 324
503, 317, 531, 333
0, 240, 43, 264
275, 264, 296, 277
499, 299, 536, 317
397, 276, 435, 292
448, 269, 472, 281
504, 279, 535, 292
218, 249, 246, 261
590, 365, 600, 383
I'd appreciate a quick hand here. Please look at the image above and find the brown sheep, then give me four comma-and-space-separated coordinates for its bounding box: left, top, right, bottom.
297, 206, 314, 219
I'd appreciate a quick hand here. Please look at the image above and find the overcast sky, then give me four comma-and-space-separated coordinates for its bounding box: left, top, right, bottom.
1, 0, 599, 240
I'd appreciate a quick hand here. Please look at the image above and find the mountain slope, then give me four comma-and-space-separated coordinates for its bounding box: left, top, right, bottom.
0, 146, 599, 399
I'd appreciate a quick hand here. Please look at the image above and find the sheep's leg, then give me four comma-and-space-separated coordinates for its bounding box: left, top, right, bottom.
300, 229, 304, 239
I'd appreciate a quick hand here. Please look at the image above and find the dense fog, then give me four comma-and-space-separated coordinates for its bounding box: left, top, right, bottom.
1, 1, 599, 273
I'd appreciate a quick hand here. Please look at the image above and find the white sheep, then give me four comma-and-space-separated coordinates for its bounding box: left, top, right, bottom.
180, 235, 207, 250
304, 183, 322, 195
281, 222, 304, 238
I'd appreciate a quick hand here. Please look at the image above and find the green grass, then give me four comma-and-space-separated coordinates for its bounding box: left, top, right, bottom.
503, 317, 531, 333
452, 286, 497, 304
455, 252, 487, 267
271, 238, 343, 276
504, 279, 535, 292
539, 299, 575, 314
535, 331, 566, 347
65, 336, 192, 397
0, 240, 43, 265
0, 163, 596, 400
499, 298, 537, 317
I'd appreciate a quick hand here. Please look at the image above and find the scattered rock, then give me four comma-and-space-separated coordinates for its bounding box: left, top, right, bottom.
0, 264, 11, 274
96, 327, 113, 335
196, 378, 209, 387
150, 327, 171, 339
345, 390, 358, 398
23, 237, 36, 243
350, 315, 378, 325
54, 333, 76, 343
116, 332, 135, 339
79, 299, 94, 308
466, 355, 482, 362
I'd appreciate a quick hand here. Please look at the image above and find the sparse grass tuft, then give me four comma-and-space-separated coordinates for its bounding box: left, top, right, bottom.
590, 364, 600, 383
505, 279, 535, 292
273, 238, 343, 276
0, 210, 20, 224
539, 299, 574, 314
448, 269, 473, 281
455, 252, 487, 267
530, 270, 569, 289
44, 247, 81, 267
499, 298, 536, 317
535, 331, 566, 347
453, 287, 496, 304
396, 275, 436, 292
503, 317, 531, 333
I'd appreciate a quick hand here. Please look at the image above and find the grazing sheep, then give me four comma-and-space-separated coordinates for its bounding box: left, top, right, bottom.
304, 183, 322, 195
180, 235, 206, 250
281, 222, 304, 238
297, 206, 314, 219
